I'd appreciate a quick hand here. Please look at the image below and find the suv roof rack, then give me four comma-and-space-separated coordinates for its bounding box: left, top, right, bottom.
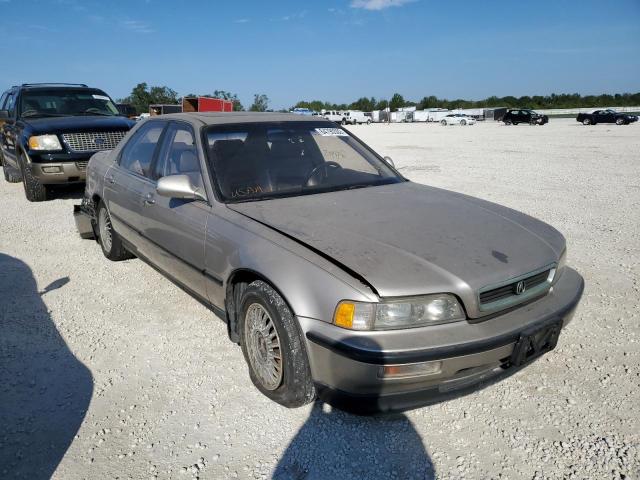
21, 83, 89, 88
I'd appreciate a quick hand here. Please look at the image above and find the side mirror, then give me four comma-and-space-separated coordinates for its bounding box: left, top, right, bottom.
383, 156, 395, 168
156, 174, 206, 201
0, 110, 9, 120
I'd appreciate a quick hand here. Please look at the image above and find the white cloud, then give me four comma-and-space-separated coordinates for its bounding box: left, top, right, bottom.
350, 0, 415, 10
121, 19, 154, 34
234, 18, 250, 23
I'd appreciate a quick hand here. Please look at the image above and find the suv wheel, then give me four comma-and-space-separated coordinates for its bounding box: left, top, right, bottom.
341, 119, 347, 125
460, 119, 467, 126
441, 120, 447, 126
367, 119, 371, 125
615, 118, 624, 125
582, 118, 591, 125
19, 153, 47, 202
239, 280, 315, 408
2, 153, 22, 183
504, 119, 512, 125
97, 202, 133, 261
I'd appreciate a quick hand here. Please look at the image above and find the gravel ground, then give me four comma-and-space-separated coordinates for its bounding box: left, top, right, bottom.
1, 118, 639, 480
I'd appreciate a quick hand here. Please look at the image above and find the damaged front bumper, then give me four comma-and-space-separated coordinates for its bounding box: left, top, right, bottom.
74, 198, 96, 239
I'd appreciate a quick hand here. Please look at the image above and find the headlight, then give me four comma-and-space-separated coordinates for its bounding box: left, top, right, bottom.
334, 294, 465, 331
28, 134, 62, 151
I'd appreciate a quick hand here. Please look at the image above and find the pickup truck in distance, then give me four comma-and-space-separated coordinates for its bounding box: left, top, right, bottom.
576, 109, 638, 126
0, 83, 134, 201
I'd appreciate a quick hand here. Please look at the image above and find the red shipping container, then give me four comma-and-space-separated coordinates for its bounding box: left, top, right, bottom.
182, 96, 233, 113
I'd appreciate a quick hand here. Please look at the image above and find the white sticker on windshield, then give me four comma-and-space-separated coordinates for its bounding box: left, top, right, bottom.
92, 94, 110, 101
314, 128, 348, 137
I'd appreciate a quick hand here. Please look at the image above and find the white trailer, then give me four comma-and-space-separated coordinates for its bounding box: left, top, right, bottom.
412, 110, 431, 122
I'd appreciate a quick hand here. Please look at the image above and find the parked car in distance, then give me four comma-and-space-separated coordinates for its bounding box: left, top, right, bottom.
76, 112, 584, 413
440, 114, 476, 126
0, 83, 135, 201
502, 109, 548, 125
321, 110, 344, 123
343, 110, 371, 125
576, 109, 638, 126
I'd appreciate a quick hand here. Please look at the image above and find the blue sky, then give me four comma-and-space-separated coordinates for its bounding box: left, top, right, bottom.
1, 0, 639, 109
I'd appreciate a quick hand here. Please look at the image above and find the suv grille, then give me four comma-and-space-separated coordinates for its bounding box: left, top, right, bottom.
479, 268, 553, 310
62, 131, 127, 153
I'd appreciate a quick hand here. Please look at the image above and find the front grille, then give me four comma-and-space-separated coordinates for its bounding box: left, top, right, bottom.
62, 131, 127, 153
76, 160, 88, 171
479, 269, 552, 307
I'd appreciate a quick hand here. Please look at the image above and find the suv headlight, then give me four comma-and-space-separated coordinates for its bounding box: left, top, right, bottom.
28, 134, 63, 151
334, 294, 465, 331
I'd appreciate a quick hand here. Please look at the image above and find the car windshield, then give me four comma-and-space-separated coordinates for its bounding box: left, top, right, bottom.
204, 121, 404, 202
19, 89, 120, 117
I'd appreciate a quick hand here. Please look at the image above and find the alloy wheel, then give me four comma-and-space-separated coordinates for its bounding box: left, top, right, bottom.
244, 303, 283, 391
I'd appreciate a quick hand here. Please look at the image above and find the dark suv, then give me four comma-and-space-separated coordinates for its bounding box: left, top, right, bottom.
0, 83, 134, 201
502, 109, 549, 126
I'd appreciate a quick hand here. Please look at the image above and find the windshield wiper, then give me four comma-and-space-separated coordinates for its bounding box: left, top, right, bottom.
22, 112, 70, 118
76, 112, 116, 116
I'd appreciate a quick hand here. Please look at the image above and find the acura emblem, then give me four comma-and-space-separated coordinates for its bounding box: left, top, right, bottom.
515, 280, 526, 295
94, 137, 105, 146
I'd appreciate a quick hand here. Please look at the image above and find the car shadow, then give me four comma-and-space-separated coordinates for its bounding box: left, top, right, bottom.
273, 401, 435, 480
0, 253, 93, 479
273, 335, 436, 480
47, 183, 85, 201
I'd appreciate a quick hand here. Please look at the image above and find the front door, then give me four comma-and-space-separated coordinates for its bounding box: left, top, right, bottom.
141, 121, 210, 300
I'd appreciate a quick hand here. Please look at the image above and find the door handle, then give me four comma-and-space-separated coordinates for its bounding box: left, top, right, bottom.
107, 175, 115, 184
143, 193, 155, 206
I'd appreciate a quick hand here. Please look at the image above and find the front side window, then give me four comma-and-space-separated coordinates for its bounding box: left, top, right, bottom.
4, 93, 16, 116
154, 123, 204, 190
205, 121, 403, 202
119, 122, 165, 178
18, 89, 120, 118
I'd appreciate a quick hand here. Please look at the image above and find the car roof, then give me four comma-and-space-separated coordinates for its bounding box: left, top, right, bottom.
159, 111, 333, 126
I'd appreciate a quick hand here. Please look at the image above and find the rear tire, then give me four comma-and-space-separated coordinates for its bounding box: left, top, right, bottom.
461, 119, 467, 126
581, 118, 591, 125
367, 119, 371, 125
19, 153, 47, 202
441, 120, 447, 126
97, 202, 133, 261
2, 159, 22, 183
504, 119, 512, 125
239, 280, 315, 408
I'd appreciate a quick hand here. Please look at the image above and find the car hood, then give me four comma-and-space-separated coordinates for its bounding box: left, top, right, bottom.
23, 115, 134, 134
228, 182, 565, 312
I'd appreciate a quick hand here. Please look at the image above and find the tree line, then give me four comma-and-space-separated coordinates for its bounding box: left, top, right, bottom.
117, 83, 270, 114
118, 84, 640, 115
294, 92, 640, 112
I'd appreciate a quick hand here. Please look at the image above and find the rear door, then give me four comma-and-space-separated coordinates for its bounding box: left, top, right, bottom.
1, 91, 18, 166
141, 121, 210, 300
104, 121, 167, 250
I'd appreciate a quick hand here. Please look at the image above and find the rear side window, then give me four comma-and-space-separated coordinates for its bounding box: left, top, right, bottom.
119, 122, 165, 178
0, 92, 8, 110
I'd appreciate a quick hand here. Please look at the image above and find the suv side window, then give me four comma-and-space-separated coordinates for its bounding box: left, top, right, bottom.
4, 93, 17, 117
153, 123, 204, 191
0, 92, 8, 110
119, 122, 165, 178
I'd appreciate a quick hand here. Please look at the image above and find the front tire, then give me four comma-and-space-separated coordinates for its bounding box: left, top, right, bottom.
616, 118, 624, 125
239, 280, 315, 408
441, 120, 447, 126
19, 153, 47, 202
366, 119, 371, 125
460, 119, 467, 126
97, 202, 132, 261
